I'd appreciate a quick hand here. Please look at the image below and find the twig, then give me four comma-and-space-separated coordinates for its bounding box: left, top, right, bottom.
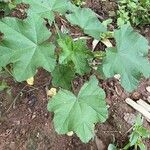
73, 36, 90, 41
6, 85, 27, 113
23, 82, 50, 93
137, 99, 150, 112
125, 98, 150, 122
95, 12, 104, 20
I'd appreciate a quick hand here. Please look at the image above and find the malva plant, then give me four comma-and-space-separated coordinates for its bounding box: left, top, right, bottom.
125, 115, 150, 150
0, 0, 18, 17
117, 0, 150, 26
72, 0, 86, 6
108, 115, 150, 150
0, 0, 150, 143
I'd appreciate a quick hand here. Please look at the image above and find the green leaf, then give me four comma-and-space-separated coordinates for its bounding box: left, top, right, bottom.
138, 142, 146, 150
137, 127, 150, 138
0, 80, 8, 92
66, 7, 107, 39
51, 64, 75, 90
129, 132, 139, 146
100, 24, 150, 92
0, 46, 12, 69
129, 114, 150, 148
108, 144, 118, 150
58, 36, 92, 75
0, 15, 56, 81
135, 114, 144, 127
47, 76, 108, 143
22, 0, 68, 22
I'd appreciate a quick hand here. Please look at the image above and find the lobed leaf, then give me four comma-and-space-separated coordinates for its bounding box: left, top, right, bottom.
0, 14, 56, 81
100, 24, 150, 92
51, 64, 75, 90
48, 76, 108, 143
66, 7, 107, 39
21, 0, 68, 22
58, 36, 92, 75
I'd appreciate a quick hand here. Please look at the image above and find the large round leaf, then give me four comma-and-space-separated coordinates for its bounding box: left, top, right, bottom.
0, 15, 56, 81
48, 76, 108, 143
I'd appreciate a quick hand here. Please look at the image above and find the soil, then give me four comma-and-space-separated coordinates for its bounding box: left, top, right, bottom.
0, 0, 150, 150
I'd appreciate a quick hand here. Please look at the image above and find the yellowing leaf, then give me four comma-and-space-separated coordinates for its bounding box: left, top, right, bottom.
67, 131, 74, 136
101, 39, 113, 48
47, 88, 57, 97
26, 77, 34, 85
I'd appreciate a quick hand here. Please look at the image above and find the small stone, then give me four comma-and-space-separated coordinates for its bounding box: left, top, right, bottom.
14, 120, 20, 125
31, 113, 36, 119
114, 74, 121, 81
37, 132, 40, 138
9, 142, 15, 149
95, 136, 106, 150
146, 86, 150, 93
21, 129, 26, 135
131, 91, 141, 100
124, 113, 136, 125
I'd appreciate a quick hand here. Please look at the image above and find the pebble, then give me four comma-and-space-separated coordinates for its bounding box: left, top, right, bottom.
123, 113, 136, 125
131, 91, 141, 100
95, 136, 106, 150
31, 112, 36, 119
9, 142, 16, 149
114, 74, 121, 81
14, 120, 20, 125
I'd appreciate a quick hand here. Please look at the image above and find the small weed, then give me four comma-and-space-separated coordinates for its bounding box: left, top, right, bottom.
108, 115, 150, 150
117, 0, 150, 26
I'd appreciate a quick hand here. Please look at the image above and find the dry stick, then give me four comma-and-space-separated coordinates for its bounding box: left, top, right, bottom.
125, 98, 150, 122
137, 99, 150, 112
73, 36, 90, 41
24, 82, 50, 93
6, 85, 27, 113
95, 13, 104, 20
101, 39, 113, 48
92, 39, 99, 51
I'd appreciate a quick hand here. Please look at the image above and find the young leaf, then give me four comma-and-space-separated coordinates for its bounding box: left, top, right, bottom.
138, 143, 146, 150
129, 132, 140, 146
47, 76, 108, 143
0, 15, 56, 81
129, 115, 150, 149
51, 64, 75, 90
21, 0, 68, 22
0, 80, 8, 92
108, 144, 118, 150
58, 36, 92, 75
66, 7, 107, 39
99, 24, 150, 92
